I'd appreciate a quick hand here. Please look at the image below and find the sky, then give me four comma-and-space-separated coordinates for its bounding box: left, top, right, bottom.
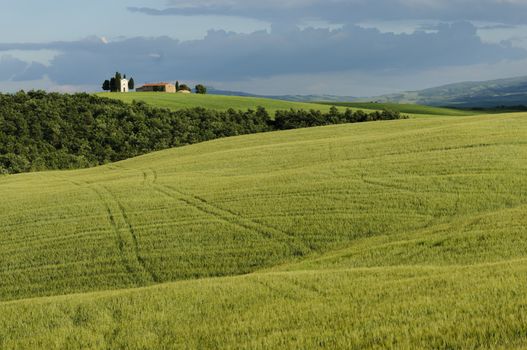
2, 0, 527, 96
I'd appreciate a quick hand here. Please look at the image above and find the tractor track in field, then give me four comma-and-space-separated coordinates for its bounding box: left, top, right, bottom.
110, 164, 309, 257
100, 185, 160, 283
360, 175, 416, 193
283, 276, 330, 298
252, 278, 301, 301
152, 183, 310, 257
53, 176, 158, 285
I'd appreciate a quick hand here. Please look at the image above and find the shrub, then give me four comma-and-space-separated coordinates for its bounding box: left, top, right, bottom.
195, 84, 207, 94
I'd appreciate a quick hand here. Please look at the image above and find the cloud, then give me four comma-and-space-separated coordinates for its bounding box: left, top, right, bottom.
0, 55, 29, 81
0, 22, 524, 95
12, 62, 48, 81
129, 0, 527, 25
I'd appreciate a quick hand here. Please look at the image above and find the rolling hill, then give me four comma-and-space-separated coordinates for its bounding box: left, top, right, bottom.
1, 112, 527, 348
369, 76, 527, 107
97, 92, 474, 118
97, 92, 346, 115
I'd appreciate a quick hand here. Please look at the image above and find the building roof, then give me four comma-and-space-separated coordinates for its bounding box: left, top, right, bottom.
141, 82, 173, 87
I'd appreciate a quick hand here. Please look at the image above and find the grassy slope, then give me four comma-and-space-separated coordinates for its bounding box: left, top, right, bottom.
3, 262, 527, 349
316, 101, 478, 116
1, 112, 527, 348
97, 92, 347, 115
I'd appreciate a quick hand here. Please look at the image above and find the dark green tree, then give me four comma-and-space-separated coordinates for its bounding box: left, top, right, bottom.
114, 72, 122, 92
102, 80, 110, 91
128, 78, 135, 90
175, 81, 180, 92
110, 78, 117, 92
195, 84, 207, 94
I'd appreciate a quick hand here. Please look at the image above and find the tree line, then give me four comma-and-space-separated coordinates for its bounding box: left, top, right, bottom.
274, 107, 406, 129
0, 91, 406, 174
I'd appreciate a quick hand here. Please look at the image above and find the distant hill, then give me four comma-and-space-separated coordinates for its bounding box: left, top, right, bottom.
206, 88, 255, 97
208, 88, 356, 103
368, 76, 527, 108
212, 76, 527, 108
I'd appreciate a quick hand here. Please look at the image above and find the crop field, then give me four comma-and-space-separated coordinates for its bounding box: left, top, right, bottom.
1, 112, 527, 348
97, 92, 346, 115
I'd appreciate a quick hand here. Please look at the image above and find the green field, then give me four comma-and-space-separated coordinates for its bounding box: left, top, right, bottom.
97, 92, 347, 115
97, 92, 479, 118
317, 101, 478, 116
1, 111, 527, 348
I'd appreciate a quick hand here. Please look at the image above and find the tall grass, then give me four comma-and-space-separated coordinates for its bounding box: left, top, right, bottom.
2, 262, 527, 349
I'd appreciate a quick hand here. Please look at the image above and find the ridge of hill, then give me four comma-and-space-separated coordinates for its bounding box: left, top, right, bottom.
98, 91, 476, 117
207, 88, 358, 103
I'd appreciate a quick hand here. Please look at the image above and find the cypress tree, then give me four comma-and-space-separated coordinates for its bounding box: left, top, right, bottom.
102, 80, 110, 91
114, 72, 122, 92
110, 77, 117, 92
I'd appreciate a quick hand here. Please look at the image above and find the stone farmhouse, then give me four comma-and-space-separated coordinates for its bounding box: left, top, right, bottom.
136, 82, 176, 93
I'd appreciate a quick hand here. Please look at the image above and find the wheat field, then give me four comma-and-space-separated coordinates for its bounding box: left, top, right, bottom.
1, 112, 526, 349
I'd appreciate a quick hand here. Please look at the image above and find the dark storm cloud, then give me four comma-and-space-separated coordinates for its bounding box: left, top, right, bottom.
0, 55, 29, 81
12, 62, 48, 81
129, 0, 527, 25
0, 22, 524, 85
